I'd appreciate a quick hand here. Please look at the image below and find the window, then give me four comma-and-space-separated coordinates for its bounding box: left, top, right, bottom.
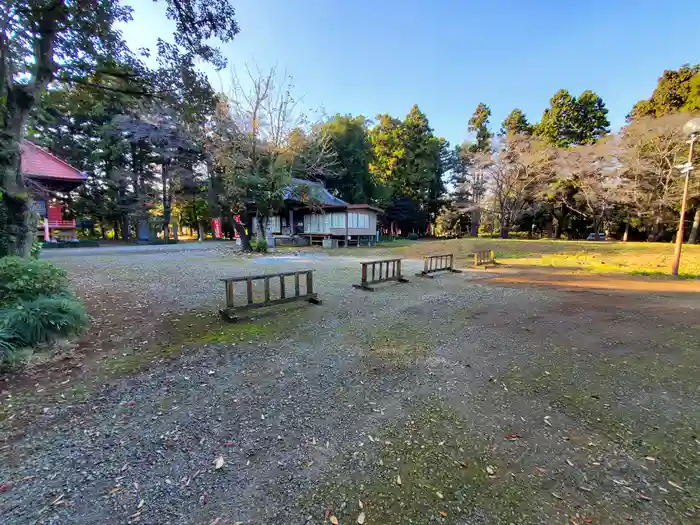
331, 213, 345, 228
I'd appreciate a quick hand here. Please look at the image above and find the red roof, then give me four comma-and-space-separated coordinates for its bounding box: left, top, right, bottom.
20, 140, 87, 182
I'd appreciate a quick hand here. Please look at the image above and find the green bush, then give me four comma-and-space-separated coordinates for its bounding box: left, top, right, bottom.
251, 238, 268, 253
1, 296, 88, 345
407, 232, 419, 240
0, 256, 70, 306
0, 257, 88, 369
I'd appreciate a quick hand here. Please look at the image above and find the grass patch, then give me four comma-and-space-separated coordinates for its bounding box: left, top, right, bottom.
298, 401, 549, 524
342, 238, 700, 278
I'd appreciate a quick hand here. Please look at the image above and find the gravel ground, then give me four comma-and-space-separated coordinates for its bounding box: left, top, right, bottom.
1, 245, 699, 524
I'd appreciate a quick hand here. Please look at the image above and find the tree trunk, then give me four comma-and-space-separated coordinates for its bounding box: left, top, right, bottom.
546, 220, 554, 239
500, 226, 510, 239
688, 208, 700, 244
233, 221, 251, 251
470, 208, 480, 237
622, 223, 630, 242
198, 221, 206, 241
553, 220, 562, 239
1, 193, 34, 257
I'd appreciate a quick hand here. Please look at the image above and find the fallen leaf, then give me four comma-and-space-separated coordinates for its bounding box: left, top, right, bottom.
222, 441, 234, 447
127, 401, 137, 407
668, 480, 683, 491
0, 483, 12, 493
535, 467, 547, 474
214, 456, 225, 470
137, 498, 145, 509
584, 519, 593, 523
504, 433, 522, 440
108, 487, 121, 495
439, 511, 448, 517
358, 499, 363, 509
552, 492, 563, 500
644, 456, 656, 462
201, 492, 209, 505
625, 515, 632, 521
486, 465, 496, 475
396, 474, 402, 485
566, 459, 574, 467
357, 511, 366, 524
210, 519, 222, 525
324, 510, 331, 520
128, 511, 142, 519
329, 516, 339, 525
436, 491, 444, 499
638, 494, 652, 501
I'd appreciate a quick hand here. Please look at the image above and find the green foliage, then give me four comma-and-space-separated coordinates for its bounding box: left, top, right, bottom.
629, 64, 700, 119
319, 115, 374, 203
251, 238, 269, 253
407, 232, 419, 240
500, 109, 531, 136
468, 103, 492, 152
534, 89, 609, 147
1, 297, 88, 347
0, 257, 70, 306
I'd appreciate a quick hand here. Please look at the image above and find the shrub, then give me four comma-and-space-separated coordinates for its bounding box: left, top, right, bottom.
251, 238, 268, 253
0, 256, 70, 306
407, 232, 419, 241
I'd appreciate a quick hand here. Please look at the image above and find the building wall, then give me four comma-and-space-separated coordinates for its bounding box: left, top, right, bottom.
302, 210, 377, 236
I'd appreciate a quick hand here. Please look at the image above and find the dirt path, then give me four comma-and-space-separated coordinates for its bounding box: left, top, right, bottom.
1, 249, 699, 524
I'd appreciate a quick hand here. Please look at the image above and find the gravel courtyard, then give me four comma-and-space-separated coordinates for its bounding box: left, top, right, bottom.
1, 244, 699, 524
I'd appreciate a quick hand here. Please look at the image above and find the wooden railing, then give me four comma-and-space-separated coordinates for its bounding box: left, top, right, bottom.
416, 253, 461, 278
353, 258, 409, 291
220, 270, 321, 321
474, 250, 496, 266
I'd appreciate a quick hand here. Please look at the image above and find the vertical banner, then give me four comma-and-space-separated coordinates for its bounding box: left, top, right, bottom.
212, 218, 222, 239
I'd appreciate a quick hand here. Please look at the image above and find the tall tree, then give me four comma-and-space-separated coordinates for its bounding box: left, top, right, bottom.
0, 0, 239, 256
468, 103, 492, 152
500, 108, 531, 136
318, 115, 374, 204
629, 64, 700, 119
535, 89, 609, 147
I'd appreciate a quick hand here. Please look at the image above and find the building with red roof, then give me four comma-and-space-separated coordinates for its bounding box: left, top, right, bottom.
21, 140, 87, 241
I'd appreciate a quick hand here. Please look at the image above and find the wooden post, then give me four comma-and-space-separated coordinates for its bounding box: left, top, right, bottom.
362, 263, 368, 285
225, 280, 234, 308
449, 254, 454, 271
295, 272, 300, 297
424, 256, 429, 274
396, 259, 402, 279
371, 262, 375, 282
306, 271, 313, 295
264, 277, 270, 303
474, 252, 478, 266
279, 275, 286, 299
489, 249, 495, 263
246, 277, 253, 305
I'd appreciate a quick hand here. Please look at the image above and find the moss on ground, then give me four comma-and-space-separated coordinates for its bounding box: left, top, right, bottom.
298, 401, 557, 524
505, 332, 700, 522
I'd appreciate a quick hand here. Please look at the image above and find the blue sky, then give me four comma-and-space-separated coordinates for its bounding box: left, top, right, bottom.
120, 0, 700, 146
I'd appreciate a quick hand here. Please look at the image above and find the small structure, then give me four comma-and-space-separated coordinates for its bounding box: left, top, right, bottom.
220, 270, 322, 321
352, 258, 409, 291
474, 250, 496, 267
416, 254, 461, 278
265, 179, 382, 247
21, 140, 87, 242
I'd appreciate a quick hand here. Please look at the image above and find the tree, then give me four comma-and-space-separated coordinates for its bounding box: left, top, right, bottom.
500, 109, 531, 136
468, 103, 492, 152
222, 66, 336, 242
318, 115, 374, 204
1, 0, 239, 256
629, 64, 700, 119
477, 135, 551, 238
534, 89, 609, 147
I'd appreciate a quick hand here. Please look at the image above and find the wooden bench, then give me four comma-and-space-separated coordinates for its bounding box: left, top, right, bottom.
474, 249, 496, 267
353, 258, 409, 291
416, 253, 462, 278
220, 270, 321, 321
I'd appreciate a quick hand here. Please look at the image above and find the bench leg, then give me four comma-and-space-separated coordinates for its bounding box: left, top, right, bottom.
307, 293, 323, 305
415, 271, 435, 278
352, 283, 376, 292
398, 277, 410, 283
219, 308, 240, 323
